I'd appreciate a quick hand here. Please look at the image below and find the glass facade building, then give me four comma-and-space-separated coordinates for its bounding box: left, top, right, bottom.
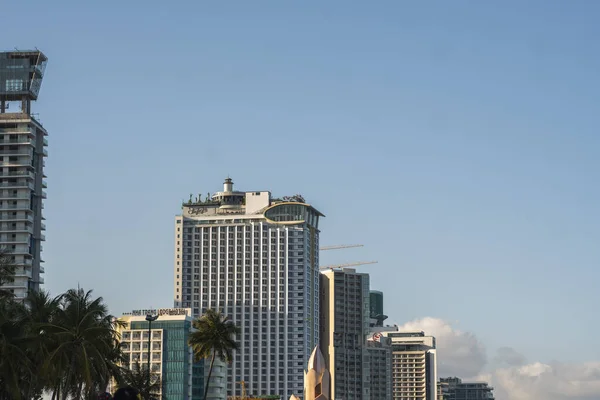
117, 309, 203, 400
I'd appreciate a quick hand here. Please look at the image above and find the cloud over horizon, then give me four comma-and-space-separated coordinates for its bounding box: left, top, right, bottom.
395, 317, 600, 400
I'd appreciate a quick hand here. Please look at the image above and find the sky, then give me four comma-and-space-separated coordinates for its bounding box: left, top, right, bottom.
3, 1, 600, 399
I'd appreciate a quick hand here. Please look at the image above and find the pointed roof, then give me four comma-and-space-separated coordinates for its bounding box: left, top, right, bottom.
307, 345, 327, 374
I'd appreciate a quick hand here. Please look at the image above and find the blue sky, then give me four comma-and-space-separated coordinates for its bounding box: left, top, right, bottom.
4, 0, 600, 376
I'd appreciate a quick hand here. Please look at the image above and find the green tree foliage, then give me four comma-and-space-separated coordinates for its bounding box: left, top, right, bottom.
188, 309, 240, 400
0, 288, 126, 400
120, 361, 163, 400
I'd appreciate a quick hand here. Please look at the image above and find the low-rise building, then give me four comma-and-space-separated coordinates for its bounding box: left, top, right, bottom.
438, 377, 494, 400
116, 308, 204, 400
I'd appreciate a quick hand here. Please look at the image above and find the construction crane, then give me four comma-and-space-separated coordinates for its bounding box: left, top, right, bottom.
320, 244, 364, 251
319, 261, 378, 270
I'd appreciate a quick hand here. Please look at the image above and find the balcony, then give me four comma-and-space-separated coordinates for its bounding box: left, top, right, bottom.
39, 266, 44, 273
42, 148, 48, 156
1, 204, 31, 210
0, 224, 32, 233
43, 138, 48, 146
0, 171, 34, 179
13, 268, 33, 279
0, 214, 34, 222
0, 194, 30, 200
0, 161, 32, 167
0, 181, 34, 189
0, 149, 33, 156
0, 138, 33, 145
0, 128, 31, 134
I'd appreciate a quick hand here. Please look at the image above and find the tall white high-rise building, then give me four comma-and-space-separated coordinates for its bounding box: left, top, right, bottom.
0, 50, 48, 300
174, 178, 323, 399
320, 268, 371, 400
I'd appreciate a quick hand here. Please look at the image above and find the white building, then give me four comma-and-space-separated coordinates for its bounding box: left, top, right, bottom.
378, 330, 437, 400
0, 50, 48, 300
320, 268, 371, 400
174, 178, 324, 399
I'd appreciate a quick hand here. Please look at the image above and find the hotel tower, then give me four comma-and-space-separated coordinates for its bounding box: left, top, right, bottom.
174, 178, 323, 399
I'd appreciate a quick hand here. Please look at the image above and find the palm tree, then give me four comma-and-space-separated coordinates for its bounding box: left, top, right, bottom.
188, 309, 240, 400
20, 290, 62, 400
120, 361, 163, 400
0, 299, 29, 400
42, 288, 123, 400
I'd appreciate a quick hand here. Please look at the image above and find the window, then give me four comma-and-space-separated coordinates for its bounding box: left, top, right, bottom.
6, 80, 23, 92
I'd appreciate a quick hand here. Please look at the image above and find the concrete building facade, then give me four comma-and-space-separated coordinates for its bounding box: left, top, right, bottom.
366, 334, 393, 400
379, 330, 437, 400
174, 178, 323, 399
0, 50, 48, 300
320, 268, 371, 400
116, 308, 204, 400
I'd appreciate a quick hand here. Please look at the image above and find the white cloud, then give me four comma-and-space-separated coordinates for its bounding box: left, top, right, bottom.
494, 361, 600, 400
397, 317, 487, 378
393, 317, 600, 400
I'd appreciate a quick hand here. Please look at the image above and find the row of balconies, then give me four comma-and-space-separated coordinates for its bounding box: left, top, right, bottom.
0, 191, 46, 200
0, 149, 33, 156
0, 181, 34, 189
0, 160, 34, 167
0, 223, 33, 232
0, 213, 34, 222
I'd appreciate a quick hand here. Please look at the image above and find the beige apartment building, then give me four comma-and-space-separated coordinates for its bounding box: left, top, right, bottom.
377, 330, 437, 400
320, 268, 371, 400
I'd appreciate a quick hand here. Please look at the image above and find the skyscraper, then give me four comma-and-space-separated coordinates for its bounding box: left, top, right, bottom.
380, 330, 437, 400
174, 178, 323, 399
319, 268, 371, 400
0, 50, 48, 300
